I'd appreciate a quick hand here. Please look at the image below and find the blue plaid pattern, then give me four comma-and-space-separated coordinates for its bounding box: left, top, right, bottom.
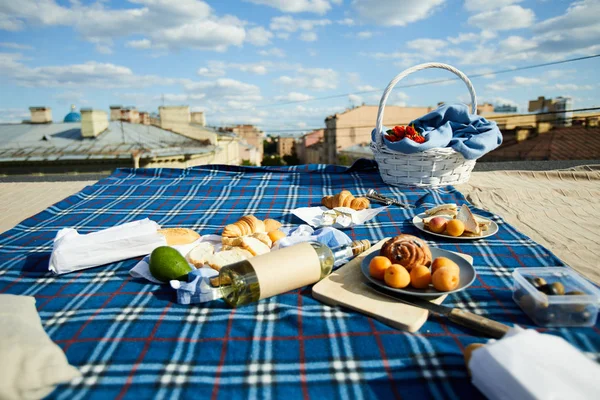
1, 163, 599, 400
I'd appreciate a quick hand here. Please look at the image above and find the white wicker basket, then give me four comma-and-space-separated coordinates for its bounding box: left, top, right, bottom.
371, 62, 478, 187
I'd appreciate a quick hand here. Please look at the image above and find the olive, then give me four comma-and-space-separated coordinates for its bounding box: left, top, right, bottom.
565, 291, 587, 313
538, 282, 565, 296
526, 277, 547, 288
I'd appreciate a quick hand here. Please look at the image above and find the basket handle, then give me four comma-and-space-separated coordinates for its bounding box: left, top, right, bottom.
375, 62, 477, 146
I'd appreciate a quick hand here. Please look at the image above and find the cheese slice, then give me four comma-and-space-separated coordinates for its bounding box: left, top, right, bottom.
456, 204, 481, 235
425, 203, 458, 216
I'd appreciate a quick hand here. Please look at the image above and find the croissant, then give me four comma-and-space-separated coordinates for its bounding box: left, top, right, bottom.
380, 234, 432, 271
222, 215, 271, 238
321, 191, 370, 211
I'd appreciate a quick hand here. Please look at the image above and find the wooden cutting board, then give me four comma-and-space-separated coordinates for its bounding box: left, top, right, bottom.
312, 238, 473, 332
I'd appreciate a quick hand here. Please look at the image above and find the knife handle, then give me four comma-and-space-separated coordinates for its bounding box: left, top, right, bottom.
448, 309, 510, 339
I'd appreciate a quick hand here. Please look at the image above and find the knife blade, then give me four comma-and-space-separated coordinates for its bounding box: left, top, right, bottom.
364, 282, 510, 339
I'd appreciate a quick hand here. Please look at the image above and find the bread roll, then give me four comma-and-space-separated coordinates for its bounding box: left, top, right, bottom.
206, 248, 253, 271
250, 232, 272, 248
263, 219, 282, 233
187, 242, 215, 268
240, 237, 271, 256
267, 229, 286, 244
380, 234, 432, 271
158, 228, 200, 245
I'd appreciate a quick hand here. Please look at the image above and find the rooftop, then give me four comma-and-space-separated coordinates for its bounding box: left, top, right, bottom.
0, 121, 215, 163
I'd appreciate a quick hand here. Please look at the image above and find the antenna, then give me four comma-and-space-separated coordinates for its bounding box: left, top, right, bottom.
162, 94, 165, 106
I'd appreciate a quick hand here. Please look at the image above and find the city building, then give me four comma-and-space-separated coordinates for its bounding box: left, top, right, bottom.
158, 106, 243, 165
324, 105, 434, 164
277, 136, 296, 157
224, 125, 264, 163
0, 107, 221, 175
494, 104, 518, 113
528, 96, 573, 127
296, 129, 324, 164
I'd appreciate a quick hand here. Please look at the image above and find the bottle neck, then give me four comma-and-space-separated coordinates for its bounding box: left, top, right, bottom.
330, 240, 371, 262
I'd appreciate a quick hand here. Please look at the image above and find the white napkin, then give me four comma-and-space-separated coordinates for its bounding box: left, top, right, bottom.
469, 327, 600, 400
129, 235, 222, 284
49, 219, 167, 275
292, 206, 387, 229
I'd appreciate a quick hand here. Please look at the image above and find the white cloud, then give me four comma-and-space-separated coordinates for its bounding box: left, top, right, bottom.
337, 18, 355, 26
197, 67, 226, 78
0, 54, 180, 89
308, 49, 318, 57
270, 16, 331, 32
299, 31, 318, 42
357, 31, 374, 39
95, 44, 113, 54
0, 0, 248, 52
0, 13, 24, 31
0, 42, 32, 50
0, 107, 29, 123
469, 5, 535, 31
53, 91, 85, 104
258, 47, 286, 58
406, 38, 446, 57
500, 35, 537, 52
126, 39, 152, 49
348, 94, 363, 105
533, 0, 600, 54
274, 92, 314, 102
197, 61, 273, 77
352, 0, 445, 26
247, 26, 273, 46
155, 93, 207, 103
274, 67, 338, 91
245, 0, 337, 14
547, 83, 594, 91
446, 32, 478, 44
184, 78, 262, 102
512, 76, 540, 85
357, 85, 377, 92
464, 0, 521, 12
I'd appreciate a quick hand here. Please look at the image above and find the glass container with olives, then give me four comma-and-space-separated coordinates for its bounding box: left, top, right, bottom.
512, 267, 600, 327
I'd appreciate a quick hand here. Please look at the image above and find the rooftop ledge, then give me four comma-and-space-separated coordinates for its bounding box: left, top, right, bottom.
0, 161, 598, 286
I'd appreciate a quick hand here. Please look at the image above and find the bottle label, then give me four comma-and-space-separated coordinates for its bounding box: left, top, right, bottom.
251, 242, 322, 300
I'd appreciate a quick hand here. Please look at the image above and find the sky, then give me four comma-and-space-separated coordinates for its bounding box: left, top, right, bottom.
0, 0, 599, 135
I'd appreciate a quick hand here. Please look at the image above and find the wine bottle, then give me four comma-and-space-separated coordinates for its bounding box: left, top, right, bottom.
218, 240, 371, 307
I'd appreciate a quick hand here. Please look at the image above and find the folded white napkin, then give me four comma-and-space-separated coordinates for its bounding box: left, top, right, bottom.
49, 219, 167, 275
470, 327, 600, 400
129, 235, 222, 284
292, 206, 387, 229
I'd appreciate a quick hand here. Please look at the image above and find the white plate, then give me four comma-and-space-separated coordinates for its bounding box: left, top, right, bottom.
361, 249, 477, 298
412, 212, 498, 240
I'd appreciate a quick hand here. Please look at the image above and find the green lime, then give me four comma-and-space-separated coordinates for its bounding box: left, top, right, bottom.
149, 246, 192, 283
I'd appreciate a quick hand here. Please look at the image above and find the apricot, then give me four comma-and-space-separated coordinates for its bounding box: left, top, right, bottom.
428, 217, 447, 234
445, 219, 465, 237
431, 257, 460, 275
410, 265, 432, 289
432, 266, 460, 292
384, 264, 410, 289
369, 256, 392, 280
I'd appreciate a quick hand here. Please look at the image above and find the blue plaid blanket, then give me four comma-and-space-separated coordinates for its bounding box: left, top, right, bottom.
1, 164, 598, 399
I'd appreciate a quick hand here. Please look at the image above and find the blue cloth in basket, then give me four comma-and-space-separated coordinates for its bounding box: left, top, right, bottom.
372, 103, 502, 160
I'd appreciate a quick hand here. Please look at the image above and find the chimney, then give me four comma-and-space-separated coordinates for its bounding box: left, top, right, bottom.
159, 106, 190, 130
29, 107, 52, 124
191, 111, 206, 127
81, 109, 109, 138
109, 105, 123, 121
139, 112, 150, 125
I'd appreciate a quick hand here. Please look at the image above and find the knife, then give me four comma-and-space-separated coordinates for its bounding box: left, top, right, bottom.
364, 283, 510, 338
366, 189, 414, 209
